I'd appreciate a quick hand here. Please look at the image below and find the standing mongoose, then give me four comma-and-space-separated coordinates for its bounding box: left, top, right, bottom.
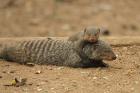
68, 27, 100, 59
0, 38, 116, 67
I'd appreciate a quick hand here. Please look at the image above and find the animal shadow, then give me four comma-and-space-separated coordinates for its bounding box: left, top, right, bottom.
84, 60, 109, 68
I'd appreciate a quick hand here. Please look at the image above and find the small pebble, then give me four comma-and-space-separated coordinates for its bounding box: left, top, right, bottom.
57, 67, 64, 70
93, 77, 97, 80
116, 54, 119, 58
103, 76, 109, 80
37, 87, 43, 91
135, 81, 139, 84
28, 83, 33, 86
51, 88, 55, 90
130, 87, 134, 91
35, 70, 42, 74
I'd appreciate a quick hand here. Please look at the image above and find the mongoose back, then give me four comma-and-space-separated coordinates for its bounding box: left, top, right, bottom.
0, 38, 116, 67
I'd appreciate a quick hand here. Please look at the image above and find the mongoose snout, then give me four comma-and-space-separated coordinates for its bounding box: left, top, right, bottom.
102, 52, 117, 61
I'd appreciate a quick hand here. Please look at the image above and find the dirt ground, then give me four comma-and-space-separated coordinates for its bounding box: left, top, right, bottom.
0, 0, 140, 93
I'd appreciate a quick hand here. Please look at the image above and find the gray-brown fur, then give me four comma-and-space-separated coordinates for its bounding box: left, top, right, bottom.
68, 27, 100, 59
68, 27, 100, 42
0, 38, 116, 67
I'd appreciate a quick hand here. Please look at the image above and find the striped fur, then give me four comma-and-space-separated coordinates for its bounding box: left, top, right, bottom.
0, 38, 116, 67
1, 38, 83, 67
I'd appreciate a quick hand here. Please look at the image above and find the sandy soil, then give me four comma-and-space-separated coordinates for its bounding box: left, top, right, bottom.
0, 0, 140, 93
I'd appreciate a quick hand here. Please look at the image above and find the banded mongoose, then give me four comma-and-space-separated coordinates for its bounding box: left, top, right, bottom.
0, 38, 116, 67
68, 27, 100, 59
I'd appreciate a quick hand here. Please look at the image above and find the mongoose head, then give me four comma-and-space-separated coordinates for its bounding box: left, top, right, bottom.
84, 40, 116, 61
83, 27, 100, 43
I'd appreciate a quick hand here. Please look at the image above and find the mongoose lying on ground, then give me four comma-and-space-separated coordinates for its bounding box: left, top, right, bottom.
0, 38, 116, 67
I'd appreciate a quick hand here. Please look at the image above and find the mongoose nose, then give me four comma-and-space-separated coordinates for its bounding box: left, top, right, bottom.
112, 55, 117, 60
